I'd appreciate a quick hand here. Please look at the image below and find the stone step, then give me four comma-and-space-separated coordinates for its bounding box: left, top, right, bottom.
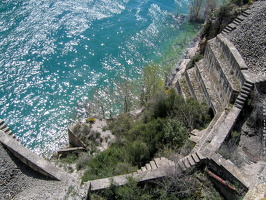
241, 12, 249, 17
235, 103, 243, 109
141, 166, 147, 171
2, 126, 10, 133
191, 153, 200, 163
244, 81, 253, 88
145, 163, 152, 170
235, 98, 245, 105
241, 89, 250, 96
224, 27, 232, 32
196, 152, 204, 160
154, 157, 170, 168
182, 157, 191, 168
243, 10, 251, 15
7, 130, 13, 135
150, 160, 158, 169
237, 96, 246, 102
0, 123, 7, 130
234, 18, 242, 23
240, 93, 248, 99
236, 15, 245, 21
222, 29, 230, 34
228, 23, 237, 30
242, 85, 251, 92
232, 20, 240, 25
0, 119, 4, 126
187, 155, 196, 166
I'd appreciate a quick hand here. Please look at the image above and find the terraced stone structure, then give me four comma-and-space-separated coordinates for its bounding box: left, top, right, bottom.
1, 1, 266, 199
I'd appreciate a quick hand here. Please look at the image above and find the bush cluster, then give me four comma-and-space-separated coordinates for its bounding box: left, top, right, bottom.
81, 90, 210, 182
92, 171, 223, 200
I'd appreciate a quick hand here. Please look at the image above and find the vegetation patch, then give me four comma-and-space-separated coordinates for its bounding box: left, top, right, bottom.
80, 90, 210, 182
91, 170, 223, 200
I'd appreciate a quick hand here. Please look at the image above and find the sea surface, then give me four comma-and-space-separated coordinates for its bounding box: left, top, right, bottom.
0, 0, 200, 156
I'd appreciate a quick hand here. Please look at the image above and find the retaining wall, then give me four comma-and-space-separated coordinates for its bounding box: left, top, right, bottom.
184, 70, 197, 100
204, 41, 238, 108
206, 154, 249, 199
0, 131, 73, 182
216, 34, 253, 85
195, 61, 216, 114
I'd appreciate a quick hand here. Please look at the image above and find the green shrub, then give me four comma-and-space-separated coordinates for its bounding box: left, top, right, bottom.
125, 140, 150, 167
163, 119, 188, 148
76, 152, 91, 171
82, 145, 131, 181
186, 53, 203, 70
60, 153, 78, 164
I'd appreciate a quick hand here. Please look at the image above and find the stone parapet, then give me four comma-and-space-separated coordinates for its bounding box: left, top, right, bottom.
0, 131, 74, 182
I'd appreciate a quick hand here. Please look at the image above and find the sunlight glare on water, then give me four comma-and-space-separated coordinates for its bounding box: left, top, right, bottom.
0, 0, 198, 157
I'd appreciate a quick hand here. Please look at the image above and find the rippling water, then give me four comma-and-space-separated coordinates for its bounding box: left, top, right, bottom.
0, 0, 199, 156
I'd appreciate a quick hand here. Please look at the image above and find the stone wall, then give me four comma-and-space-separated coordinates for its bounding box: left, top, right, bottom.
195, 61, 216, 114
68, 127, 86, 148
184, 70, 197, 100
0, 131, 73, 182
204, 41, 238, 108
216, 34, 252, 85
206, 156, 249, 199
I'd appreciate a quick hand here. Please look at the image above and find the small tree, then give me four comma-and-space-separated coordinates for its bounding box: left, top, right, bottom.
140, 63, 165, 105
189, 0, 204, 22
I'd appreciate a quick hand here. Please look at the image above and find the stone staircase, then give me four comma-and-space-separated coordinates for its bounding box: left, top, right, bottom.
222, 10, 251, 34
0, 119, 20, 142
136, 157, 174, 173
137, 153, 205, 175
176, 152, 205, 172
234, 80, 254, 109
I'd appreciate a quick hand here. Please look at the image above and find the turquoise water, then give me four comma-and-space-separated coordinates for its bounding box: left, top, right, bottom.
0, 0, 200, 156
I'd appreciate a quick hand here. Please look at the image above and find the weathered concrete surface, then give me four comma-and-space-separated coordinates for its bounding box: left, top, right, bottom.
58, 147, 85, 158
87, 168, 168, 191
208, 106, 241, 151
243, 184, 266, 200
0, 131, 74, 182
68, 127, 86, 148
84, 157, 176, 192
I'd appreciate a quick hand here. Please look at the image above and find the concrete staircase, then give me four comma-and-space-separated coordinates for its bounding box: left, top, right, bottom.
222, 10, 251, 34
0, 119, 20, 142
176, 152, 205, 172
136, 157, 174, 173
137, 153, 204, 174
234, 81, 254, 109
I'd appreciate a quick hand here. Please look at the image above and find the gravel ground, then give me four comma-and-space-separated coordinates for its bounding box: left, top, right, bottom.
0, 143, 71, 200
227, 1, 266, 77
